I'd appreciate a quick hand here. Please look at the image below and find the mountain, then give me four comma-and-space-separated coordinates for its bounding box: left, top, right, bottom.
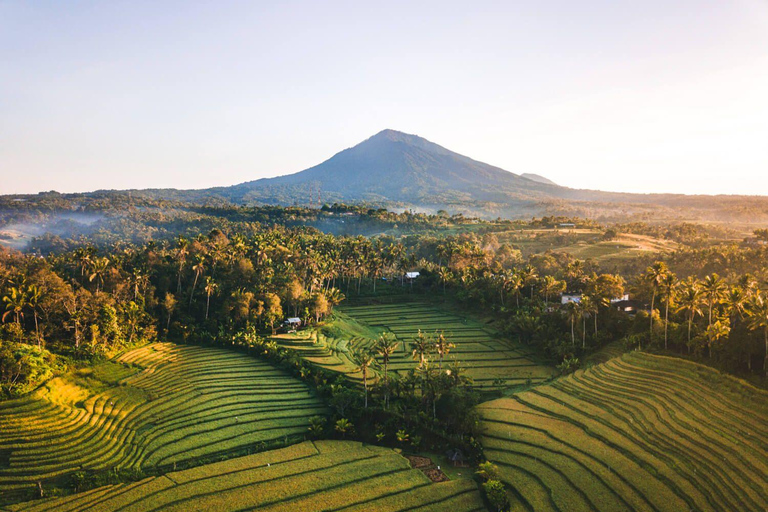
223, 129, 563, 206
140, 128, 765, 222
521, 173, 558, 186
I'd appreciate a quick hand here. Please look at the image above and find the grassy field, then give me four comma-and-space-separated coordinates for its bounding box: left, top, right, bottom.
6, 440, 486, 512
478, 352, 768, 512
0, 343, 326, 503
274, 298, 554, 388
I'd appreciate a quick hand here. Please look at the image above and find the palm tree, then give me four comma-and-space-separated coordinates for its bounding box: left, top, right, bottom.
644, 262, 669, 344
374, 332, 399, 385
410, 330, 432, 368
88, 257, 110, 293
189, 255, 206, 306
374, 333, 399, 408
701, 273, 727, 330
204, 277, 218, 320
2, 286, 28, 326
541, 275, 565, 306
676, 278, 702, 353
748, 293, 768, 375
705, 319, 730, 359
566, 301, 579, 347
660, 272, 677, 350
175, 237, 189, 293
437, 267, 451, 295
351, 348, 376, 408
506, 270, 524, 308
522, 266, 539, 301
433, 330, 454, 369
579, 296, 594, 350
26, 285, 42, 348
334, 418, 353, 439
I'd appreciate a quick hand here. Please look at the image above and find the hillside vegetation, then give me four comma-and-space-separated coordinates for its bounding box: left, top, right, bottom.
5, 441, 486, 512
478, 352, 768, 512
0, 343, 326, 503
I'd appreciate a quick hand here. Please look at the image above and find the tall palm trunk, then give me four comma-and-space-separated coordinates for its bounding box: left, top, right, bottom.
649, 291, 656, 345
571, 318, 575, 346
664, 299, 670, 350
687, 313, 693, 354
189, 273, 200, 306
764, 328, 768, 376
34, 312, 40, 349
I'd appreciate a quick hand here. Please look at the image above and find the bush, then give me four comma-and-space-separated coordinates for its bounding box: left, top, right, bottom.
556, 356, 580, 375
483, 479, 510, 512
0, 341, 56, 397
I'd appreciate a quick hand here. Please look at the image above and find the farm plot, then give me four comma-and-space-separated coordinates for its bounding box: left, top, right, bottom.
274, 300, 553, 387
341, 301, 553, 387
0, 343, 326, 503
478, 352, 768, 512
7, 440, 486, 512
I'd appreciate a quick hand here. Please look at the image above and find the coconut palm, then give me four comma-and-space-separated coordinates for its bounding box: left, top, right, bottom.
701, 273, 727, 330
566, 301, 579, 347
433, 330, 454, 369
26, 285, 42, 348
676, 278, 702, 352
506, 270, 524, 308
579, 296, 594, 350
644, 262, 670, 344
350, 347, 377, 408
410, 330, 432, 368
374, 332, 399, 408
659, 272, 677, 350
2, 286, 28, 326
437, 267, 451, 294
204, 277, 218, 320
541, 275, 566, 306
88, 257, 110, 293
189, 254, 206, 306
748, 293, 768, 375
374, 332, 399, 385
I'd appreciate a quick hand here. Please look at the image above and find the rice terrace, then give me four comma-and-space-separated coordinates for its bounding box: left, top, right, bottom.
274, 299, 554, 388
4, 2, 768, 509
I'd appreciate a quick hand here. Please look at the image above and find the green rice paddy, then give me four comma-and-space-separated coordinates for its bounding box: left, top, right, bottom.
274, 298, 554, 388
478, 352, 768, 512
6, 441, 486, 512
0, 343, 326, 503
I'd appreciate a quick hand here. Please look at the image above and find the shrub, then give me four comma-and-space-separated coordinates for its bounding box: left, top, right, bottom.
483, 479, 510, 512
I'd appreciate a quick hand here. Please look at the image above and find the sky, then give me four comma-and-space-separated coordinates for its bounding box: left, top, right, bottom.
1, 0, 768, 196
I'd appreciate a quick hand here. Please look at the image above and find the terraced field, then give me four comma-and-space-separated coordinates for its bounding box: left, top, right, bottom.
275, 299, 554, 387
6, 440, 486, 512
478, 352, 768, 512
0, 343, 326, 502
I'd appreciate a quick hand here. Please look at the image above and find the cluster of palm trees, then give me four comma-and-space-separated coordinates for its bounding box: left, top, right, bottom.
349, 329, 461, 417
642, 262, 768, 372
2, 282, 42, 347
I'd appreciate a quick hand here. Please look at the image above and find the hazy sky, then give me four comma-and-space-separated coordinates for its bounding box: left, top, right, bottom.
2, 1, 768, 196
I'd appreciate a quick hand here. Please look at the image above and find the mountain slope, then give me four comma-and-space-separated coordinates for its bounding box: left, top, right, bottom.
224, 129, 562, 205
521, 173, 558, 186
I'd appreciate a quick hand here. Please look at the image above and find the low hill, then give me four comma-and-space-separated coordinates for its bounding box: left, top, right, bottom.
477, 352, 768, 511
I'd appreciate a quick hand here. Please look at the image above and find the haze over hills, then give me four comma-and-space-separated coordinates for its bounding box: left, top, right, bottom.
4, 129, 768, 224
191, 129, 768, 222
